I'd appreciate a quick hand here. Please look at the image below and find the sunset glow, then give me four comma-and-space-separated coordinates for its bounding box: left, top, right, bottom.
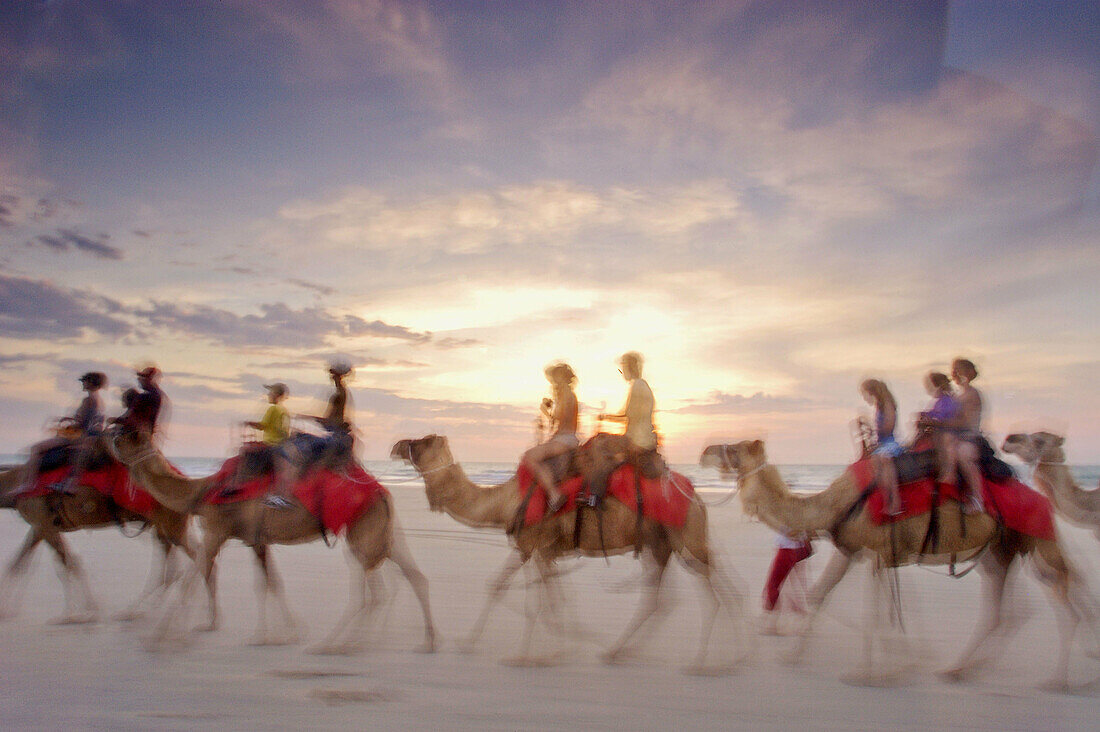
1, 1, 1098, 464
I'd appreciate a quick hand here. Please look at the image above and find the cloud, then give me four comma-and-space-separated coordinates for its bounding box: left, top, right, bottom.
135, 300, 431, 349
30, 228, 123, 260
670, 390, 817, 416
434, 337, 482, 350
0, 274, 131, 340
240, 0, 454, 105
276, 179, 744, 256
286, 278, 336, 296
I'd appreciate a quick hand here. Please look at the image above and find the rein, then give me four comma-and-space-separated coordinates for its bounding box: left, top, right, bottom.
407, 444, 456, 478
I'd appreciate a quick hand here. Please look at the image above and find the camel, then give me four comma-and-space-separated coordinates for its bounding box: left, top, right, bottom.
1003, 432, 1100, 539
0, 458, 196, 624
700, 440, 1100, 689
391, 434, 741, 669
107, 429, 436, 651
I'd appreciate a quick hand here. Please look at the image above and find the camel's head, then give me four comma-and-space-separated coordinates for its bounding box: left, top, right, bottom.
700, 440, 767, 476
1002, 432, 1065, 465
700, 440, 770, 517
699, 444, 738, 478
390, 435, 455, 510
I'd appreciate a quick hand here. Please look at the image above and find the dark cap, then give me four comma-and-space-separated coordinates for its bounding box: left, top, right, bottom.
328, 361, 352, 377
264, 382, 288, 397
136, 366, 160, 380
79, 371, 107, 389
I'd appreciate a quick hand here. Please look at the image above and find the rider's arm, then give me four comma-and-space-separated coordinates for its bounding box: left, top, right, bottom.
599, 383, 633, 422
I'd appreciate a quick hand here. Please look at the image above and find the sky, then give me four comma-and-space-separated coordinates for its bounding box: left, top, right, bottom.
1, 0, 1098, 465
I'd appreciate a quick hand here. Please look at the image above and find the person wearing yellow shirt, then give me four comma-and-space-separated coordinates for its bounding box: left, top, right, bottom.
245, 383, 290, 445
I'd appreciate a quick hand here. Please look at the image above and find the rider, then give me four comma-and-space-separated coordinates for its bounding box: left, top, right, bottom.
243, 382, 294, 494
20, 371, 108, 493
521, 362, 579, 514
115, 366, 165, 436
598, 351, 661, 473
916, 371, 978, 508
948, 358, 985, 512
296, 362, 354, 467
244, 382, 291, 447
860, 379, 903, 515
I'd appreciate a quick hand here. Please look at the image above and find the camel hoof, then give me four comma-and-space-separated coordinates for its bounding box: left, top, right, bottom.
501, 655, 560, 668
415, 637, 437, 654
307, 642, 361, 656
193, 622, 218, 633
113, 609, 144, 623
1039, 679, 1071, 694
249, 634, 299, 647
937, 667, 974, 684
49, 612, 98, 626
684, 663, 737, 677
456, 638, 477, 655
600, 647, 630, 666
842, 670, 907, 688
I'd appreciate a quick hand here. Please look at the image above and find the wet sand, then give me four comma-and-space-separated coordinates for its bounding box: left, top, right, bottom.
2, 483, 1100, 730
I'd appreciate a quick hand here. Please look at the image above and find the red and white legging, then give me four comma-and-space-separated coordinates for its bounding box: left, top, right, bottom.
762, 541, 813, 612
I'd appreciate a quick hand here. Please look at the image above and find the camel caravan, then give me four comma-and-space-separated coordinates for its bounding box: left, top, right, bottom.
1, 356, 1098, 691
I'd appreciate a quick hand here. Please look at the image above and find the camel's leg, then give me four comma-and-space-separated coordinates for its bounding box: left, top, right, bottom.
249, 544, 300, 645
116, 534, 175, 622
1031, 541, 1084, 691
311, 561, 376, 654
603, 546, 673, 664
939, 552, 1009, 683
194, 530, 229, 632
385, 517, 437, 652
42, 530, 99, 624
462, 551, 526, 652
0, 530, 42, 619
677, 544, 724, 670
786, 550, 853, 663
504, 556, 559, 665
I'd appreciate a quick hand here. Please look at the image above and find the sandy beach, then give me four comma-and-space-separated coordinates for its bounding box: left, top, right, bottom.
2, 467, 1100, 731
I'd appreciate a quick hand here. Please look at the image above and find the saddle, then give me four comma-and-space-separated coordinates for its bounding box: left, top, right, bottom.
887, 436, 1014, 488
38, 438, 113, 474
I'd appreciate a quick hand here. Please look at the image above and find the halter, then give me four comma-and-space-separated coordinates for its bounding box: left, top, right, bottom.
406, 443, 455, 477
737, 462, 767, 485
109, 432, 159, 469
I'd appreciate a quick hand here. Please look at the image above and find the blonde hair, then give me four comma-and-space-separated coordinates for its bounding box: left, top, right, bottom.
544, 362, 576, 386
619, 351, 643, 378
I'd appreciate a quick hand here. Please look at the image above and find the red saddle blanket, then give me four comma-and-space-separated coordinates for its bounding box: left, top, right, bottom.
25, 463, 159, 517
205, 455, 275, 505
516, 463, 695, 530
850, 459, 1056, 541
291, 463, 387, 536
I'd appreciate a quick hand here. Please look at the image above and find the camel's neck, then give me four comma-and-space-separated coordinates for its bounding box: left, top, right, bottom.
1035, 462, 1100, 520
422, 464, 521, 530
743, 465, 859, 534
123, 450, 215, 514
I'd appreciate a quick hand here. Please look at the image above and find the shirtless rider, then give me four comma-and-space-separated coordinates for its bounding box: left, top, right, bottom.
521, 362, 579, 514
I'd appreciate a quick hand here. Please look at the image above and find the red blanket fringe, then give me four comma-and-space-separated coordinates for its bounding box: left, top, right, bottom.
517, 463, 695, 530
27, 463, 159, 517
851, 459, 1055, 541
291, 463, 387, 536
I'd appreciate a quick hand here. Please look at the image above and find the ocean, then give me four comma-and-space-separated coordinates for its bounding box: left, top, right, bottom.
6, 454, 1096, 498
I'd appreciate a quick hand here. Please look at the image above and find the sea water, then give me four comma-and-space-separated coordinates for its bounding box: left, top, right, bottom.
3, 455, 1098, 494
